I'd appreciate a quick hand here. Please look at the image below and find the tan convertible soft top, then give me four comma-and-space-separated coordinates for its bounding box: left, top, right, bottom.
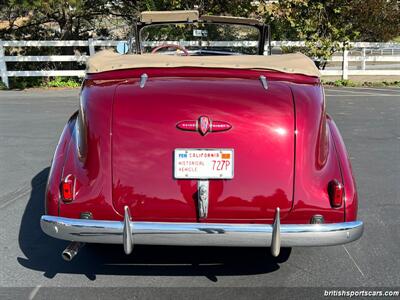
200, 15, 262, 26
140, 10, 199, 23
86, 50, 321, 77
139, 11, 261, 25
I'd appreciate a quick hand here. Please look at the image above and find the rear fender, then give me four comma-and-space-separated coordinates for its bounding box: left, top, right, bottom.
57, 80, 121, 220
288, 84, 345, 223
327, 116, 358, 221
45, 112, 77, 216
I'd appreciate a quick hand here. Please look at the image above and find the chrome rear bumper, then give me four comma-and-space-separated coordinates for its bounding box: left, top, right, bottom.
40, 207, 363, 257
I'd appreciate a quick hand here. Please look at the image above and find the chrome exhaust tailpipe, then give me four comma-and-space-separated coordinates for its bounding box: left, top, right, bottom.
62, 242, 85, 261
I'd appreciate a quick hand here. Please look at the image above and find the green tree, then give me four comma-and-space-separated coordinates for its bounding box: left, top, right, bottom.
268, 0, 359, 62
0, 0, 113, 40
0, 0, 263, 40
350, 0, 400, 42
109, 0, 260, 21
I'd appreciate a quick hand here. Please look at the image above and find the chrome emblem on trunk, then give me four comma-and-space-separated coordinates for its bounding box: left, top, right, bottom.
199, 116, 210, 135
176, 116, 232, 136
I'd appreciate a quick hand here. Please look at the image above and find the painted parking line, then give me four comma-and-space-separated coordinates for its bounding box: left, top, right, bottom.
334, 87, 400, 93
29, 285, 41, 300
326, 87, 400, 95
326, 87, 400, 97
325, 88, 380, 96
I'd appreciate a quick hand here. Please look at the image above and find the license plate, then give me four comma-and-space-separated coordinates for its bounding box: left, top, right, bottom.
174, 148, 234, 179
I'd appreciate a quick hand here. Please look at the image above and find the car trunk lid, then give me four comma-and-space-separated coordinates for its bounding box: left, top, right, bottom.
112, 75, 295, 222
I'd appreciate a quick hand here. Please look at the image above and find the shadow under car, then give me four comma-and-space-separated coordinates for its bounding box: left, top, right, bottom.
17, 167, 291, 281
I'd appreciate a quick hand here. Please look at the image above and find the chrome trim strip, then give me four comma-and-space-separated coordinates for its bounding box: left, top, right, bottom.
271, 207, 280, 257
139, 73, 148, 88
259, 75, 268, 90
41, 216, 363, 248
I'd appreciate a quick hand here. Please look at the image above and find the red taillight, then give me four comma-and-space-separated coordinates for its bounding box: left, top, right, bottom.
328, 179, 343, 208
61, 175, 74, 202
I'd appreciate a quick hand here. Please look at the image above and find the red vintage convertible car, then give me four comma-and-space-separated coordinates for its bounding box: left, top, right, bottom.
40, 10, 363, 261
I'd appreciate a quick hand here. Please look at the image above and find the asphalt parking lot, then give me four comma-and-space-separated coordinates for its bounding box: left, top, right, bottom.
0, 87, 399, 295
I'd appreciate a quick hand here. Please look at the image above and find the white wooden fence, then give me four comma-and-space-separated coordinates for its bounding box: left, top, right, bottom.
1, 39, 400, 87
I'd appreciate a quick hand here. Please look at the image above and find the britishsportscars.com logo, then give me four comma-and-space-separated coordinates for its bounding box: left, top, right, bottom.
324, 289, 399, 297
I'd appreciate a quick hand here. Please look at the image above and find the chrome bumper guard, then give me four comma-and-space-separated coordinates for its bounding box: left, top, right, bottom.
40, 207, 363, 257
